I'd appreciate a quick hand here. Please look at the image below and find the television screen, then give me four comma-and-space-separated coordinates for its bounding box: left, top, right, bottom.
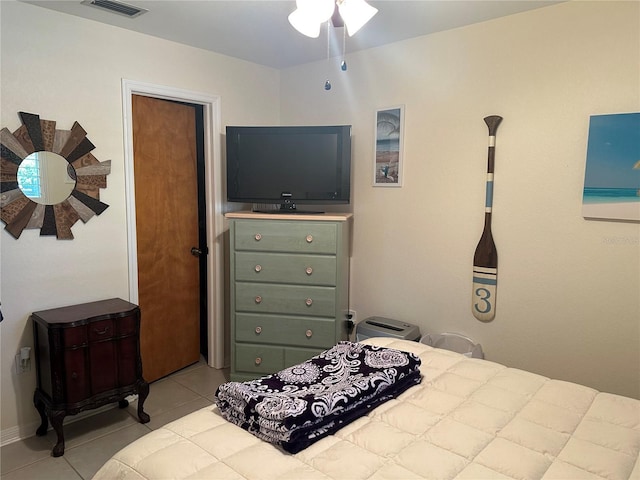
226, 125, 351, 211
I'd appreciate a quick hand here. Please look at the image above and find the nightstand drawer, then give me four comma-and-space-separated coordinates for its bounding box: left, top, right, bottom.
63, 326, 88, 348
235, 252, 337, 286
235, 282, 336, 317
88, 319, 115, 341
235, 344, 284, 373
117, 314, 138, 336
234, 220, 337, 254
235, 313, 336, 348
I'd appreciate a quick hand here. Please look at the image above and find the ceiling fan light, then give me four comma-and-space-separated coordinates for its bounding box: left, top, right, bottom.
296, 0, 335, 22
338, 0, 378, 36
288, 9, 322, 38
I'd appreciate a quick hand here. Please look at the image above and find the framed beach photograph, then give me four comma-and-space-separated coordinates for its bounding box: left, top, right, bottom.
582, 112, 640, 222
373, 106, 404, 186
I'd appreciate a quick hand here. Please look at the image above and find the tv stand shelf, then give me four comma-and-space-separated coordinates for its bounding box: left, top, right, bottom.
225, 211, 352, 381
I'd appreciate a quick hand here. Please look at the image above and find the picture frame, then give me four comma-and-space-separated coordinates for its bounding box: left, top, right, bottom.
582, 112, 640, 222
373, 105, 404, 186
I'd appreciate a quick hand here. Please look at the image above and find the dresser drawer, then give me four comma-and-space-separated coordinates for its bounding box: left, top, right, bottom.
235, 252, 337, 286
285, 347, 325, 367
236, 313, 336, 348
235, 344, 284, 374
235, 220, 337, 254
235, 282, 336, 317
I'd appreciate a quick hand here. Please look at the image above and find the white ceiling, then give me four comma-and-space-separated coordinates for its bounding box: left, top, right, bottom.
24, 0, 563, 69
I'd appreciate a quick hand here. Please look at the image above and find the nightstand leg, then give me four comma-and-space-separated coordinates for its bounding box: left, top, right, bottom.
49, 410, 66, 457
136, 379, 150, 424
34, 391, 48, 436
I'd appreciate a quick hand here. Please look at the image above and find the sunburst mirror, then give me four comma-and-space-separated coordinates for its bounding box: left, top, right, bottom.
0, 112, 110, 239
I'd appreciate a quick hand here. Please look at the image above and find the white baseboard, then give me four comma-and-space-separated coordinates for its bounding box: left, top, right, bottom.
1, 420, 42, 447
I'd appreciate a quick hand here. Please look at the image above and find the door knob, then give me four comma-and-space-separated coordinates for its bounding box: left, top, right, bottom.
191, 247, 202, 257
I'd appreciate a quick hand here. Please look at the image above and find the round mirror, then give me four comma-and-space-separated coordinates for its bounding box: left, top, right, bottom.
17, 151, 76, 205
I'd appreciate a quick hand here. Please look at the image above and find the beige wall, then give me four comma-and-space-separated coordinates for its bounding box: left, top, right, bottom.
1, 0, 638, 446
0, 0, 280, 442
281, 1, 640, 398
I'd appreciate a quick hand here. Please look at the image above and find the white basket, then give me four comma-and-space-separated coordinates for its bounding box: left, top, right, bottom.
420, 332, 484, 359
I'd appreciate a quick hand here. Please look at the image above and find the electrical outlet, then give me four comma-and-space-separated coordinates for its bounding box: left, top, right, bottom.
15, 354, 24, 375
347, 309, 357, 324
14, 353, 31, 375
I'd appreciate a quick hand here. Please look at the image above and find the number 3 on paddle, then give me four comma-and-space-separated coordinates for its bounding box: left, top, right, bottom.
472, 115, 502, 322
473, 274, 495, 317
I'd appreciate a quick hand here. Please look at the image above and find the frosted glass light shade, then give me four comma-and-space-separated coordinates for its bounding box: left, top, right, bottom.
289, 0, 335, 37
297, 0, 335, 21
288, 9, 322, 38
338, 0, 378, 36
288, 0, 377, 38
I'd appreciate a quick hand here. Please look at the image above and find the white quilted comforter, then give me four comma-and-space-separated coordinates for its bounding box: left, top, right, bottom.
93, 338, 640, 480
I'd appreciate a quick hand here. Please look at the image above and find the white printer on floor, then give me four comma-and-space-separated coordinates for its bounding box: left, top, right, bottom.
355, 317, 420, 342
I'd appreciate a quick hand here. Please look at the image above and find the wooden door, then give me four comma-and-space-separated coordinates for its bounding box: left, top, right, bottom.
132, 95, 200, 382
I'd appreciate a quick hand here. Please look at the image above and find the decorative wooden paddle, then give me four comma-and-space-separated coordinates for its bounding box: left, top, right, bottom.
472, 115, 502, 322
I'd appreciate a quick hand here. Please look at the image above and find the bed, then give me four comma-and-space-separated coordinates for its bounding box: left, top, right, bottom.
93, 337, 640, 480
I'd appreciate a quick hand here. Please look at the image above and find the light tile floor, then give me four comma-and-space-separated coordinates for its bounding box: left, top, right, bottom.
1, 358, 229, 480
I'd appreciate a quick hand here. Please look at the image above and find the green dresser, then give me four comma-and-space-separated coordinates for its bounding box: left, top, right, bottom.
226, 212, 352, 381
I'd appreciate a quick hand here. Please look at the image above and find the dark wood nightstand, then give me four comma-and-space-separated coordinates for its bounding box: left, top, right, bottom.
32, 298, 149, 457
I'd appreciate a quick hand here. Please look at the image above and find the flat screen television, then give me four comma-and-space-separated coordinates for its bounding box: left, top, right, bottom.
226, 125, 351, 212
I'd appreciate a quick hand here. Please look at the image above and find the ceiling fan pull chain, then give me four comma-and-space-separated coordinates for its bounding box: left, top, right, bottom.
341, 25, 347, 71
324, 20, 332, 90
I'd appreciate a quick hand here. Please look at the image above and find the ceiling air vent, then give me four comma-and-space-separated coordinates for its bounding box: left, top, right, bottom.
81, 0, 148, 18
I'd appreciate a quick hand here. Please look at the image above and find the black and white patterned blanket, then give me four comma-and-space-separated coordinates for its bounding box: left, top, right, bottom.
214, 341, 422, 453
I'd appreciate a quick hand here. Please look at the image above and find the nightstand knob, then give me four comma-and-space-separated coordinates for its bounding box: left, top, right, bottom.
306, 234, 313, 243
71, 372, 78, 380
254, 264, 262, 273
305, 298, 313, 307
305, 266, 313, 275
255, 357, 262, 366
255, 326, 262, 335
306, 329, 313, 338
254, 233, 262, 241
255, 296, 262, 304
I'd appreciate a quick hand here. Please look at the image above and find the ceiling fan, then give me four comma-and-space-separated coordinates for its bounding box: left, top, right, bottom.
288, 0, 378, 38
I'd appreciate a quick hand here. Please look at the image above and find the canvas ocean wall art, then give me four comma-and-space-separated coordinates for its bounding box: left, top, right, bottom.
582, 112, 640, 222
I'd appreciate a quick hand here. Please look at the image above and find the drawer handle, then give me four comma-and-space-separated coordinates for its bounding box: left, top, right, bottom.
306, 329, 313, 338
305, 266, 313, 275
254, 233, 262, 241
71, 372, 78, 380
255, 326, 262, 335
305, 298, 313, 307
93, 327, 110, 336
255, 296, 263, 304
255, 264, 262, 273
306, 234, 313, 243
255, 357, 262, 366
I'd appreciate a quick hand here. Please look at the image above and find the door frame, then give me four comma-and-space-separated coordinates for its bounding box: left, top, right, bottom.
121, 79, 225, 369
